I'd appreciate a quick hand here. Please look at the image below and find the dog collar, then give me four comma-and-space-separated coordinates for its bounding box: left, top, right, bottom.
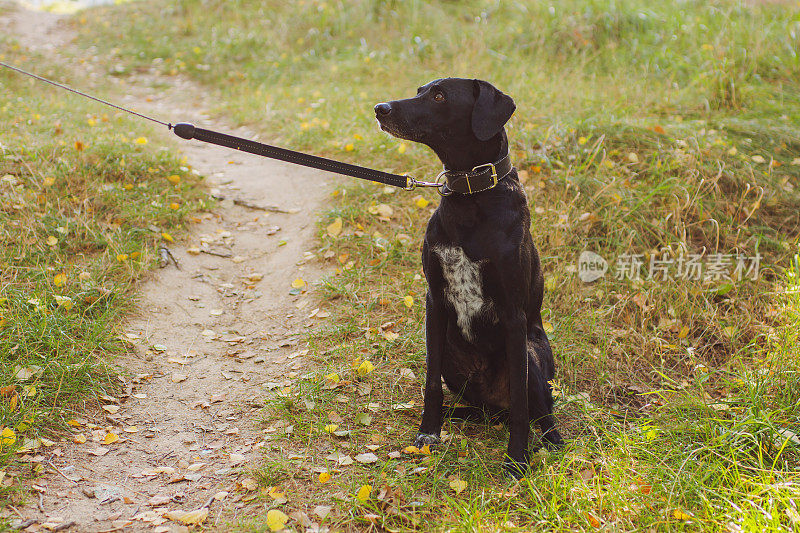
438, 153, 513, 195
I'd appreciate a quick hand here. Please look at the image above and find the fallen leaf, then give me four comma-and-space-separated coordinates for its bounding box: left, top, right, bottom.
240, 477, 258, 491
403, 295, 414, 308
356, 485, 372, 503
266, 509, 288, 531
46, 236, 58, 246
73, 434, 87, 444
355, 452, 378, 464
102, 405, 119, 414
87, 446, 109, 456
673, 509, 692, 520
0, 427, 16, 446
103, 432, 119, 445
171, 373, 188, 383
161, 232, 174, 243
326, 217, 343, 238
318, 472, 331, 484
313, 505, 332, 519
229, 453, 247, 465
291, 278, 306, 289
449, 478, 467, 494
357, 360, 375, 377
180, 508, 208, 525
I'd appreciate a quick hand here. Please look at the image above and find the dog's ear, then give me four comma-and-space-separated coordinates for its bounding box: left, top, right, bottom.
471, 79, 516, 141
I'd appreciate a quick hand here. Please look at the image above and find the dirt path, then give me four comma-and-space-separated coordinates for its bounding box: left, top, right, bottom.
3, 5, 332, 531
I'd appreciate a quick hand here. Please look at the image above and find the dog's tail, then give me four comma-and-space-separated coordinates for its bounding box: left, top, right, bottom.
445, 404, 507, 424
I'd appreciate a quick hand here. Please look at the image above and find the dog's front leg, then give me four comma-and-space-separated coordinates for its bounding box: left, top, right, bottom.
415, 290, 446, 447
504, 311, 530, 479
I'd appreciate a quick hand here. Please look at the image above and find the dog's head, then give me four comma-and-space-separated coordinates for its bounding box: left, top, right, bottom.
374, 78, 515, 169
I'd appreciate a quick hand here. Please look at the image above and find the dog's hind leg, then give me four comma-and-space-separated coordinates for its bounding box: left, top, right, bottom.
528, 325, 564, 449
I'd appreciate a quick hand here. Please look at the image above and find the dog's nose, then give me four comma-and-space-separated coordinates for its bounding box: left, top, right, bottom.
374, 103, 392, 116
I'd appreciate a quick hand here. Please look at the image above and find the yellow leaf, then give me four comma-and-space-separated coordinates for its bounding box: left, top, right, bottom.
66, 419, 82, 427
673, 509, 691, 520
355, 484, 371, 503
357, 360, 375, 377
398, 143, 407, 154
403, 295, 414, 308
543, 321, 554, 334
678, 326, 690, 339
345, 143, 355, 152
326, 217, 343, 238
0, 427, 16, 446
134, 137, 148, 145
267, 486, 285, 500
103, 432, 119, 445
161, 232, 174, 243
403, 445, 420, 454
117, 254, 128, 262
169, 202, 180, 210
318, 472, 331, 484
449, 478, 467, 494
413, 196, 429, 208
46, 236, 58, 246
324, 424, 339, 433
167, 174, 181, 184
73, 434, 87, 444
266, 509, 288, 531
54, 295, 73, 310
291, 278, 306, 289
53, 273, 67, 287
419, 444, 431, 455
325, 373, 340, 384
178, 508, 209, 525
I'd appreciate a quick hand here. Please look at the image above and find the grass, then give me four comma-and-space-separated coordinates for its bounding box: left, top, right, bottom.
0, 27, 209, 504
65, 0, 800, 530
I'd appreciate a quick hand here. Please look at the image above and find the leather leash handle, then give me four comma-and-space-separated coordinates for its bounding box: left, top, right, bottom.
171, 123, 410, 189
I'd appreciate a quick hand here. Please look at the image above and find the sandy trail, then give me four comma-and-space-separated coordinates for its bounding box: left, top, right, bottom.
3, 4, 332, 531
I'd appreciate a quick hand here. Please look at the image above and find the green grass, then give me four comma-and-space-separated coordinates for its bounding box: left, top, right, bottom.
72, 0, 800, 530
0, 31, 209, 502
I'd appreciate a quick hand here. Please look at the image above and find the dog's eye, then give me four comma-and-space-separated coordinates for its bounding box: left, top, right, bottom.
433, 92, 445, 102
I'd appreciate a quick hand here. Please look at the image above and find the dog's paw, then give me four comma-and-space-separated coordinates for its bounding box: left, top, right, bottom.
413, 432, 441, 448
542, 430, 565, 451
502, 457, 530, 480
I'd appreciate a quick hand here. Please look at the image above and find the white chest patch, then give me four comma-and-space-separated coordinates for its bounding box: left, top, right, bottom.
433, 245, 495, 341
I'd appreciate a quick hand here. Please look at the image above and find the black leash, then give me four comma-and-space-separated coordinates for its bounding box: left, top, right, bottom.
1, 61, 511, 194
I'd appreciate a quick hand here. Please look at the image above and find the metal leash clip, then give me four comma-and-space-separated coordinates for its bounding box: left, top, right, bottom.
404, 176, 446, 192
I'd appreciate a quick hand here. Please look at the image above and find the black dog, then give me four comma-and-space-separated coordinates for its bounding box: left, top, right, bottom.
374, 78, 563, 478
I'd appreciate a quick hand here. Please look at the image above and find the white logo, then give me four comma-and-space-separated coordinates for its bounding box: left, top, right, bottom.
578, 251, 608, 282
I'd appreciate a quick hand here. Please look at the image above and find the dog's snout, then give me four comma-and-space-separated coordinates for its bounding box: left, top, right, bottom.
374, 102, 392, 116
